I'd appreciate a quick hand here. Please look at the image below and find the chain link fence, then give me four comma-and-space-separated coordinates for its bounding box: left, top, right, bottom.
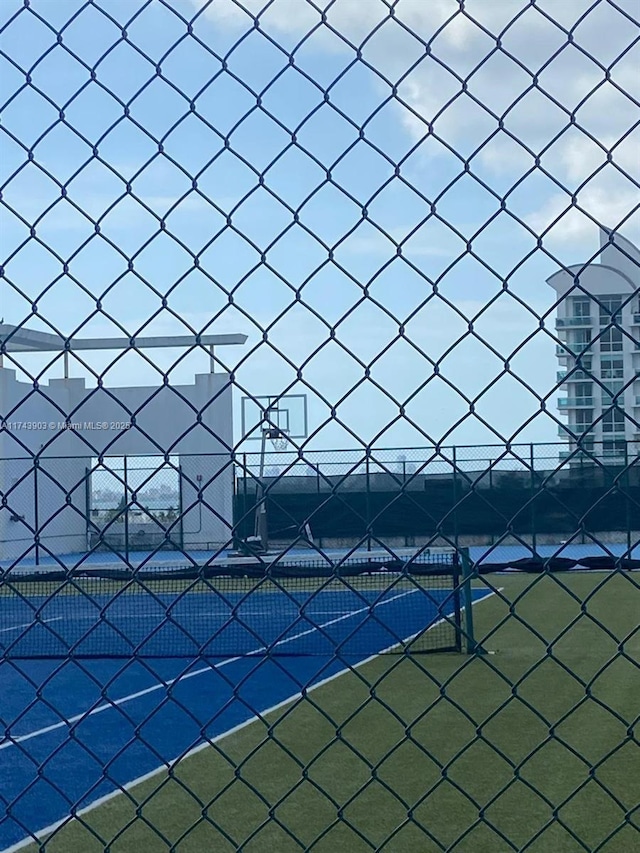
1, 1, 639, 851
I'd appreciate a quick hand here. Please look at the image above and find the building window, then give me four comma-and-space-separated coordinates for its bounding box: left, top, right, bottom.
603, 440, 626, 458
571, 329, 592, 348
573, 409, 594, 432
573, 382, 593, 406
600, 358, 624, 379
600, 327, 623, 352
599, 296, 623, 326
573, 329, 591, 344
602, 409, 625, 433
574, 382, 592, 400
602, 381, 624, 405
572, 297, 591, 320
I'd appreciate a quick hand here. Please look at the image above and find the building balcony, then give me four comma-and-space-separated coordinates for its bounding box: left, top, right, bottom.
558, 397, 593, 408
558, 423, 592, 436
555, 344, 586, 357
631, 314, 640, 325
557, 369, 591, 381
555, 318, 592, 328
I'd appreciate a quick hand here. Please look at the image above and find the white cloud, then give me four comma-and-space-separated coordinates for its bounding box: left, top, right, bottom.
191, 0, 639, 249
191, 0, 451, 46
527, 186, 640, 247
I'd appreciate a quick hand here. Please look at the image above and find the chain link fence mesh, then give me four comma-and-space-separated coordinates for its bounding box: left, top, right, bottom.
1, 0, 639, 850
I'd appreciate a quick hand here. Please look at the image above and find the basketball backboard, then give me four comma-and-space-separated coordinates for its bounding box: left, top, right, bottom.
240, 395, 308, 442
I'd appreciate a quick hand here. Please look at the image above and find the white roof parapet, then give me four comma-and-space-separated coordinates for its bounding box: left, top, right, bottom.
0, 325, 247, 352
545, 226, 640, 296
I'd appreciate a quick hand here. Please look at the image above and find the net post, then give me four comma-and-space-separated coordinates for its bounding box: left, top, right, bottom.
459, 547, 484, 655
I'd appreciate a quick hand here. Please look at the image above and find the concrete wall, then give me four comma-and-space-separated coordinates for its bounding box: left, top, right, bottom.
0, 369, 233, 563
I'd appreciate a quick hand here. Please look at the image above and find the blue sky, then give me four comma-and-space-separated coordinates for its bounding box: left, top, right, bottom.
1, 0, 639, 452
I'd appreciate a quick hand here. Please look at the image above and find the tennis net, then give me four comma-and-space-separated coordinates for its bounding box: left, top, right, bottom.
0, 550, 466, 658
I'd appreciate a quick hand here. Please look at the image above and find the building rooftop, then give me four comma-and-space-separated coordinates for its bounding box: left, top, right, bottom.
546, 226, 640, 294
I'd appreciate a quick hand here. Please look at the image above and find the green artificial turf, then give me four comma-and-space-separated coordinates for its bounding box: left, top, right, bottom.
26, 571, 640, 852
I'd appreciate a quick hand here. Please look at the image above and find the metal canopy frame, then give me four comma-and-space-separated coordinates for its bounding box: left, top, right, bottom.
0, 324, 248, 377
0, 324, 247, 352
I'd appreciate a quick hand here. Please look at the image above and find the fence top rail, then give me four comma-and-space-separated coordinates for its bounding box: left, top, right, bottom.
1, 441, 638, 465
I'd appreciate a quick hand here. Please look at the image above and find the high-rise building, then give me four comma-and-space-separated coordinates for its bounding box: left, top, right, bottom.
547, 227, 640, 461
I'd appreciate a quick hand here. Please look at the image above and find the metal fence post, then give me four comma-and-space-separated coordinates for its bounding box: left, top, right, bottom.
531, 443, 537, 553
34, 458, 40, 567
178, 462, 184, 551
123, 455, 129, 564
452, 446, 458, 549
365, 451, 371, 551
625, 441, 630, 555
85, 466, 91, 552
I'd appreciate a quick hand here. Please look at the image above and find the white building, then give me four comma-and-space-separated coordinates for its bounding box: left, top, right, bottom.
547, 227, 640, 461
0, 326, 246, 563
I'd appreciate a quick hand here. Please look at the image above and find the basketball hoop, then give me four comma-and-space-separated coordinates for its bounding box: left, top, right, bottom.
267, 427, 289, 451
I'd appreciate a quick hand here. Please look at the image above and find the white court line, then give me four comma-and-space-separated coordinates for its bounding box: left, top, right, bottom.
0, 617, 64, 635
111, 607, 375, 620
1, 587, 499, 853
0, 586, 418, 752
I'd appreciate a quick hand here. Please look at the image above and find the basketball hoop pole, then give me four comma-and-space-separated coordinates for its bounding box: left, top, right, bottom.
242, 398, 301, 554
254, 419, 290, 550
254, 426, 269, 550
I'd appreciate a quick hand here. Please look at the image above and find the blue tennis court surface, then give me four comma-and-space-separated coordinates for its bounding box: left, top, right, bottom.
0, 583, 492, 852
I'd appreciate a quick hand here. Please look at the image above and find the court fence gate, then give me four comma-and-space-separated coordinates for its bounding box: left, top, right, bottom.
87, 458, 185, 557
